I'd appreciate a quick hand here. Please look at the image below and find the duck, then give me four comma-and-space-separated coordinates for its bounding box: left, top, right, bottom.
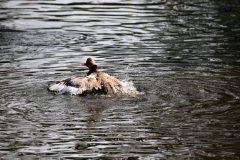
47, 58, 123, 95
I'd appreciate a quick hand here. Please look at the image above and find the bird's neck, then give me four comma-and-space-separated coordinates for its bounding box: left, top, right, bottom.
87, 65, 97, 76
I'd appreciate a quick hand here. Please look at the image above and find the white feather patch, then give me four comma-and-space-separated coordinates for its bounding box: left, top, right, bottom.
48, 83, 65, 92
49, 83, 82, 95
104, 73, 110, 77
86, 75, 96, 79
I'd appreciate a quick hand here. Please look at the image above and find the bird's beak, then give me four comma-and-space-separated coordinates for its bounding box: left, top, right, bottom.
82, 63, 86, 66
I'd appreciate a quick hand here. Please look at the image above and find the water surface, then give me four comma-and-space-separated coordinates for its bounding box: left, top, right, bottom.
0, 0, 240, 159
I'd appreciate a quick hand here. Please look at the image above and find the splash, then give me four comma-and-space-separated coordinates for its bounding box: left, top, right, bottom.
119, 80, 144, 97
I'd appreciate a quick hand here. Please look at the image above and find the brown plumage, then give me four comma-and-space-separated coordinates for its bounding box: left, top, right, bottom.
48, 58, 123, 95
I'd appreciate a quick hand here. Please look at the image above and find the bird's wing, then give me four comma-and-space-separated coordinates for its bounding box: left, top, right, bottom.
94, 72, 123, 94
48, 76, 102, 95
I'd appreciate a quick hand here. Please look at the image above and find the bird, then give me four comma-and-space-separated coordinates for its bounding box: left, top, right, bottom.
47, 58, 123, 95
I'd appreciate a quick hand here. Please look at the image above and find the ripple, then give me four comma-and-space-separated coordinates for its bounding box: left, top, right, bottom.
0, 0, 240, 159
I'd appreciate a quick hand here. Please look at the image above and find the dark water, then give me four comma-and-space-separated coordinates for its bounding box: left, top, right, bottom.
0, 0, 240, 159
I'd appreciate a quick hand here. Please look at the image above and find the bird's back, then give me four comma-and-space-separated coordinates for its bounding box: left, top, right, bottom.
48, 71, 123, 95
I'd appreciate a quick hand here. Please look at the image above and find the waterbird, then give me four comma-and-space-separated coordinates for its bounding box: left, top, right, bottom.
48, 58, 123, 95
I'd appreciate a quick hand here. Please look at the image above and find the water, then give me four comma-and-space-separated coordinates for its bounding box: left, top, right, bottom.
0, 0, 240, 159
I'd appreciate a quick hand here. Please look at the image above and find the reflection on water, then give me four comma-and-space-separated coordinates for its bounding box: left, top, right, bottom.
0, 0, 240, 159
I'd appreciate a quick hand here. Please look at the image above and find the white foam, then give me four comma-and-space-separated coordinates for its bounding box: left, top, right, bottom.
120, 80, 144, 97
